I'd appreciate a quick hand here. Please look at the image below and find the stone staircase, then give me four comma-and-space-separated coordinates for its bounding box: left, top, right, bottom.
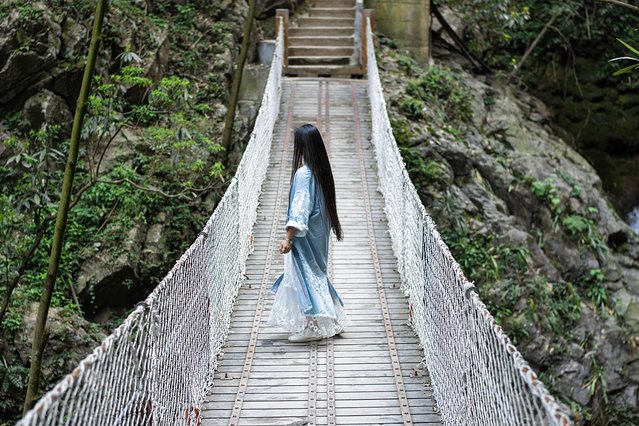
286, 0, 364, 77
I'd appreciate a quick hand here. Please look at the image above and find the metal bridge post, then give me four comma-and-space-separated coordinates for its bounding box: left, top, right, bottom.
354, 0, 363, 67
275, 10, 289, 73
463, 282, 479, 423
400, 176, 407, 286
362, 9, 375, 77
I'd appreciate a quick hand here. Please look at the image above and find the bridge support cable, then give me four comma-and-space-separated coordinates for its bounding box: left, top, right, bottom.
17, 19, 287, 426
364, 17, 573, 426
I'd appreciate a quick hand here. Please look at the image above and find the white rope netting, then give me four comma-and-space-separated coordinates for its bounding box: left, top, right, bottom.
17, 21, 285, 426
364, 18, 573, 426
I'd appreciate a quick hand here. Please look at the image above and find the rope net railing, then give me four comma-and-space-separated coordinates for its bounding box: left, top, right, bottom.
17, 20, 285, 426
364, 18, 573, 426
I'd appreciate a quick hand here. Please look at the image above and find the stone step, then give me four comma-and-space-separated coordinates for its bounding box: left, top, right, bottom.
289, 35, 354, 47
310, 0, 356, 7
285, 64, 364, 77
288, 55, 352, 66
308, 7, 356, 18
289, 46, 354, 57
289, 27, 353, 37
298, 17, 354, 27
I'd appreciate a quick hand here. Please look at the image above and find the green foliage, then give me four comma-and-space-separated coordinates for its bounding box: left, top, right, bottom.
568, 348, 639, 424
558, 170, 583, 199
211, 21, 234, 39
207, 73, 227, 99
603, 403, 639, 426
0, 0, 241, 422
376, 32, 398, 49
390, 117, 414, 147
86, 68, 226, 196
383, 41, 471, 147
111, 0, 147, 17
0, 57, 227, 393
609, 39, 639, 76
399, 147, 449, 191
397, 53, 417, 74
562, 213, 606, 254
16, 4, 44, 20
151, 1, 234, 76
1, 306, 23, 333
441, 227, 531, 285
449, 0, 639, 83
528, 176, 607, 255
405, 66, 473, 123
445, 0, 530, 68
584, 356, 608, 403
400, 98, 426, 120
527, 278, 582, 335
582, 268, 611, 314
436, 217, 588, 341
0, 363, 29, 414
531, 177, 562, 216
562, 214, 590, 234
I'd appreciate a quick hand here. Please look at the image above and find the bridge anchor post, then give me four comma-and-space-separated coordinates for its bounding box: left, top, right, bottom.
275, 9, 289, 74
361, 9, 375, 77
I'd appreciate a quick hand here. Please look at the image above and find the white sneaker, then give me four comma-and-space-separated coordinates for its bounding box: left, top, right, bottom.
288, 329, 324, 343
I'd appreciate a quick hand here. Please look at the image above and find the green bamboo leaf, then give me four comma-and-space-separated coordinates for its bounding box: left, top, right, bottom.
612, 63, 639, 76
617, 38, 639, 56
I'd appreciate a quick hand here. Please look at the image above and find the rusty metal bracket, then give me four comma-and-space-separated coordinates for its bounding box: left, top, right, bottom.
323, 80, 337, 426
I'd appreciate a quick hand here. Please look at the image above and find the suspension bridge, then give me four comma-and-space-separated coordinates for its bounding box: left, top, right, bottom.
18, 2, 573, 425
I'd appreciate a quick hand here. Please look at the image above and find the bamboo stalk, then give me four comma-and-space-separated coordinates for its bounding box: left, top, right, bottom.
597, 0, 639, 11
22, 0, 108, 413
221, 0, 258, 152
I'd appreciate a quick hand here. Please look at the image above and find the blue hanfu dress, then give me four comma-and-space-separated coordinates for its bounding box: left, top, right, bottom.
268, 164, 349, 337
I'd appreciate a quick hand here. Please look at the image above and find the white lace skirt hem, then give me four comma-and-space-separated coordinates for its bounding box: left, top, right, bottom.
267, 262, 349, 337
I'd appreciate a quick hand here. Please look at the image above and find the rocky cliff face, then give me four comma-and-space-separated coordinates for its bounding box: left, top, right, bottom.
377, 34, 639, 424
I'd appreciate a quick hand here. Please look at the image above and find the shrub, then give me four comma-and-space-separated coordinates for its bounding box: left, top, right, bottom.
406, 66, 473, 123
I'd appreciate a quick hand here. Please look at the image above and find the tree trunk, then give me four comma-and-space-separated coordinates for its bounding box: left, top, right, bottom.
22, 0, 108, 414
221, 0, 258, 153
508, 12, 559, 80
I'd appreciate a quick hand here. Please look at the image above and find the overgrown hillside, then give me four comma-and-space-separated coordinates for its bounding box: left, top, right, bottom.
0, 0, 282, 421
441, 0, 639, 224
377, 29, 639, 424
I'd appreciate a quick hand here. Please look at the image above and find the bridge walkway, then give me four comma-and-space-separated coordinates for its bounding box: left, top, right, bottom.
202, 78, 443, 425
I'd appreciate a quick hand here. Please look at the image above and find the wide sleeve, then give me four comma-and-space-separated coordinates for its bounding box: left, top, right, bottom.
286, 167, 315, 238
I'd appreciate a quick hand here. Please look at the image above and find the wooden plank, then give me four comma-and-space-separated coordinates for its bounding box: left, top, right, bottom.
203, 78, 441, 425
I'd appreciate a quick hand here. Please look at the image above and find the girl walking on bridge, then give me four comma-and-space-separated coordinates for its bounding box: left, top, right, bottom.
268, 124, 350, 343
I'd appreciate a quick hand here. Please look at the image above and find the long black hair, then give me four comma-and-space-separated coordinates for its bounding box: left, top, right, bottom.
290, 124, 343, 241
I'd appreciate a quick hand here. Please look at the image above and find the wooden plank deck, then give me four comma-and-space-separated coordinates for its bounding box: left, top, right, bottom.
202, 79, 442, 425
